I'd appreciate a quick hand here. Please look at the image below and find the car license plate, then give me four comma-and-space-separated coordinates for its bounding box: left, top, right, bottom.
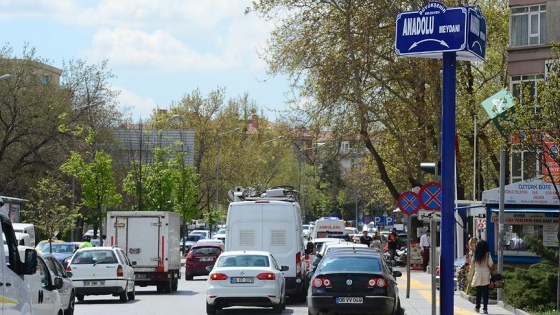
200, 257, 214, 262
231, 277, 254, 284
336, 297, 363, 304
135, 274, 147, 279
83, 281, 105, 286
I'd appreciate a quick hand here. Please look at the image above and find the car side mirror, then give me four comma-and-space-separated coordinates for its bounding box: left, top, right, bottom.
280, 265, 289, 272
206, 266, 213, 272
53, 277, 64, 290
23, 248, 37, 275
393, 270, 402, 278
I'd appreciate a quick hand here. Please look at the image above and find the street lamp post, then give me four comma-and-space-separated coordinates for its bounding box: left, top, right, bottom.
215, 128, 240, 229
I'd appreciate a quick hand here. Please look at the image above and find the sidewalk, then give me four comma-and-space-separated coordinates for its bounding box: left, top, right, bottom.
396, 267, 526, 315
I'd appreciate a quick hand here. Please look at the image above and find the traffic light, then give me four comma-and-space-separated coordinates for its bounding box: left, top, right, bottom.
420, 161, 441, 175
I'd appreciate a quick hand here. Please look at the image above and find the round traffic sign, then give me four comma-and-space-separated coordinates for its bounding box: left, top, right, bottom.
419, 182, 442, 211
397, 191, 420, 215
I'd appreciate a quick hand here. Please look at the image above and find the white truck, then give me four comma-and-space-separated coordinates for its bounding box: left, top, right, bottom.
106, 211, 181, 293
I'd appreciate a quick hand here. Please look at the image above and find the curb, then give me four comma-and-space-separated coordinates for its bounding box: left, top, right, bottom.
459, 290, 530, 315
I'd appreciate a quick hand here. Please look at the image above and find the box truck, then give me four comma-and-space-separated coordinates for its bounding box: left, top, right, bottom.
106, 211, 181, 293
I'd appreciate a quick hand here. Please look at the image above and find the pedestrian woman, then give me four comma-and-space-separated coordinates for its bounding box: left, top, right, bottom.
471, 239, 493, 314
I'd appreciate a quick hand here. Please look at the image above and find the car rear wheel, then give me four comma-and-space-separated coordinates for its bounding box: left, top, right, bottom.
273, 301, 283, 314
206, 302, 216, 315
119, 290, 128, 303
127, 286, 136, 300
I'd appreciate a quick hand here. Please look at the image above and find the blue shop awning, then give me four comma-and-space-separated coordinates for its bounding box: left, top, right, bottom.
490, 208, 559, 213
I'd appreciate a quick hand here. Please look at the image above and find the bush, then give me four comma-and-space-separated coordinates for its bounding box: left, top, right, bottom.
502, 262, 557, 312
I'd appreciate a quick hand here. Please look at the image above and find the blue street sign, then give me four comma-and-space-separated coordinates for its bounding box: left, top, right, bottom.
419, 182, 442, 211
466, 6, 486, 61
395, 2, 467, 56
373, 216, 394, 226
398, 191, 420, 215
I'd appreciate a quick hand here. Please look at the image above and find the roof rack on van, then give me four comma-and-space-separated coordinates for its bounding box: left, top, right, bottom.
228, 185, 299, 202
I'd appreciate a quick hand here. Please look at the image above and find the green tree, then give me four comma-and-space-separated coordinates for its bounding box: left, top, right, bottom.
60, 148, 122, 238
23, 176, 77, 246
250, 0, 510, 209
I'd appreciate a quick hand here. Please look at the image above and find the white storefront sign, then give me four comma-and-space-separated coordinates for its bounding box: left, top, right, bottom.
482, 178, 560, 205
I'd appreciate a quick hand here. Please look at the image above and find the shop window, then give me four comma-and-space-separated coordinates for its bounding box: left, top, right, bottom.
510, 5, 546, 47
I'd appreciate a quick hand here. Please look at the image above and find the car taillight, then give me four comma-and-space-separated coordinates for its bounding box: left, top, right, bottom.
367, 277, 387, 288
210, 273, 228, 281
65, 265, 72, 273
117, 265, 124, 277
313, 277, 331, 288
257, 273, 276, 280
296, 252, 301, 278
186, 251, 194, 260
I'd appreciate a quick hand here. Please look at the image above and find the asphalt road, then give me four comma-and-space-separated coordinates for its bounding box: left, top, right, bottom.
73, 273, 309, 315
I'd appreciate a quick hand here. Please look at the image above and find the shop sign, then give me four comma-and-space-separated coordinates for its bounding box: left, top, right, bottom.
490, 212, 559, 225
482, 178, 560, 205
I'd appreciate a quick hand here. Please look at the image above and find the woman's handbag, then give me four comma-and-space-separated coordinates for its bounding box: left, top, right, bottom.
489, 270, 504, 289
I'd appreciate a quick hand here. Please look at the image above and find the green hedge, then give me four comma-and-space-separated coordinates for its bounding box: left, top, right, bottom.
502, 262, 558, 313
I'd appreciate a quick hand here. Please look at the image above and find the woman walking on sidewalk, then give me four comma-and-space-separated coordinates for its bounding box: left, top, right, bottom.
470, 240, 493, 314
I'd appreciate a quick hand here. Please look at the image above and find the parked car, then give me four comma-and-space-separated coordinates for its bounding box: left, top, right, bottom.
66, 246, 135, 303
42, 253, 76, 315
213, 228, 226, 243
189, 230, 211, 239
205, 250, 288, 314
181, 234, 205, 253
23, 252, 64, 315
35, 239, 63, 254
185, 241, 224, 280
39, 242, 78, 268
307, 249, 403, 315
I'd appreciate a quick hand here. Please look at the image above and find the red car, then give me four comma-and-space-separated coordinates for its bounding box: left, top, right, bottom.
185, 241, 224, 280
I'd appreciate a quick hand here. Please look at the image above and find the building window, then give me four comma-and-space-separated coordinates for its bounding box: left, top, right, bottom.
510, 5, 546, 47
341, 141, 350, 154
511, 74, 544, 114
511, 147, 540, 183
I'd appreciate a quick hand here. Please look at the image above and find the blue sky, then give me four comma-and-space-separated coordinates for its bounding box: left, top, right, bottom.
0, 1, 292, 121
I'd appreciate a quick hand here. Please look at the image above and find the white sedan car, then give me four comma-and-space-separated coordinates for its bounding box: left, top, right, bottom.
205, 250, 288, 314
66, 247, 135, 303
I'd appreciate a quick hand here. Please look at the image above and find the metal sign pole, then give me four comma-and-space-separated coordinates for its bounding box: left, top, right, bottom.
406, 216, 411, 298
440, 51, 457, 315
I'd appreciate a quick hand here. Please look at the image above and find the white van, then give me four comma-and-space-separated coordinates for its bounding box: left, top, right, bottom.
12, 223, 36, 247
0, 208, 38, 314
225, 186, 307, 302
311, 217, 347, 239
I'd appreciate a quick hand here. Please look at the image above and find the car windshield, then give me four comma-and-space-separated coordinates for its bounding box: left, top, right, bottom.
319, 256, 380, 273
50, 243, 76, 254
216, 229, 226, 234
218, 255, 269, 267
187, 235, 202, 242
192, 246, 221, 255
72, 250, 118, 264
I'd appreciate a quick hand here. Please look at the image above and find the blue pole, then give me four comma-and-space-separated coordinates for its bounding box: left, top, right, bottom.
440, 51, 456, 315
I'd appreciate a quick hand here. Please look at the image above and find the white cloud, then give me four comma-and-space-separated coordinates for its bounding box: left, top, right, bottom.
116, 87, 158, 121
90, 28, 233, 71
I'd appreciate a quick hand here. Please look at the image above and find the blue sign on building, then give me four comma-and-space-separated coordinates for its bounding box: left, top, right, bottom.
395, 1, 485, 61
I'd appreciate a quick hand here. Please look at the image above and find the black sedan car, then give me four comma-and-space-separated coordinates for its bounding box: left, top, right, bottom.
307, 249, 403, 315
